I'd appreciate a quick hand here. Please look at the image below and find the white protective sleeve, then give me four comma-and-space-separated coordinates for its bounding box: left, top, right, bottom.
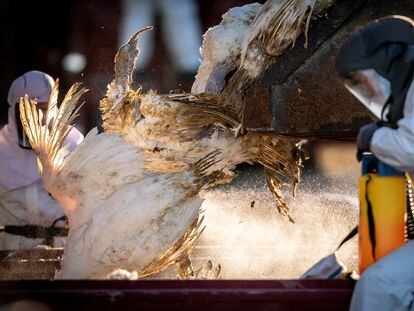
370, 78, 414, 173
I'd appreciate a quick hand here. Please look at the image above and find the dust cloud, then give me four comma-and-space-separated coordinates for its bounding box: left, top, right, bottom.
155, 163, 359, 279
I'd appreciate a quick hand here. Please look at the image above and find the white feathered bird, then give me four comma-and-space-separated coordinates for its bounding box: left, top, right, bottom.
19, 81, 221, 279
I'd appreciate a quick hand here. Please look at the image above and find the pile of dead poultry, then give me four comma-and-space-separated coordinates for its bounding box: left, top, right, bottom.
18, 0, 334, 279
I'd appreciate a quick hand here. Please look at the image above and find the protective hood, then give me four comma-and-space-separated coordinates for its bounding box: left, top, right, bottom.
336, 16, 414, 128
7, 71, 57, 148
7, 71, 54, 106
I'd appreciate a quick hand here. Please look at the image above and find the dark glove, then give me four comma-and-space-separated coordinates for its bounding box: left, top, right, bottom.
356, 122, 380, 160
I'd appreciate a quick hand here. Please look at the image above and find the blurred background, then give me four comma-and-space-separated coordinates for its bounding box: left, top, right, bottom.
0, 0, 267, 132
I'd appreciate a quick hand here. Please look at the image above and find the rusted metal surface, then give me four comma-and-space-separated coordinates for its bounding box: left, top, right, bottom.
245, 0, 414, 140
0, 248, 63, 280
0, 279, 354, 310
269, 32, 370, 139
245, 85, 272, 129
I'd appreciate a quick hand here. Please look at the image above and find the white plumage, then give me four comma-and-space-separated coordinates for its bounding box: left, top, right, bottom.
20, 82, 219, 279
56, 164, 210, 279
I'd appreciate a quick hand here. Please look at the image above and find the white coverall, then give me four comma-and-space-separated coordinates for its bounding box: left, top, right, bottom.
350, 77, 414, 310
0, 72, 83, 249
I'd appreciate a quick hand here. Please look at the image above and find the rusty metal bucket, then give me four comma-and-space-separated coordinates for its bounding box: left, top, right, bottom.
245, 0, 414, 140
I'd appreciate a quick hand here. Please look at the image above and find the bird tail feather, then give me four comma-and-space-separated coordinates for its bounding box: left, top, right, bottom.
19, 80, 87, 173
253, 138, 302, 222
139, 216, 205, 278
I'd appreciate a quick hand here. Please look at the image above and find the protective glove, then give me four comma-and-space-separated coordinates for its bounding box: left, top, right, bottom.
356, 122, 380, 161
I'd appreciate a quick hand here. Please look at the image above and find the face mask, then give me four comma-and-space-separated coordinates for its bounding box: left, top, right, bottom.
14, 104, 32, 149
344, 69, 391, 119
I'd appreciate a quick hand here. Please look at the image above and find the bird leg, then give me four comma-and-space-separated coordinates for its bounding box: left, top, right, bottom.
194, 260, 221, 280
176, 255, 195, 279
176, 255, 221, 280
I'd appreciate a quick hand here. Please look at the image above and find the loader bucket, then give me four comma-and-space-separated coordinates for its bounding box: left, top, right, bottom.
245, 0, 414, 140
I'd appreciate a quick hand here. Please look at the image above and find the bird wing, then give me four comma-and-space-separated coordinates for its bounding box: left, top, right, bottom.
139, 91, 240, 138
19, 80, 87, 182
135, 91, 302, 219
241, 0, 315, 66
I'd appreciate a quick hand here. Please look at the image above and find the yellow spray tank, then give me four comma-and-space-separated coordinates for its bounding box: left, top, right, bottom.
358, 154, 407, 274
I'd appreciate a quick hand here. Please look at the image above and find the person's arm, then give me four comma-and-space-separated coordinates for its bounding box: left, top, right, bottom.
370, 113, 414, 171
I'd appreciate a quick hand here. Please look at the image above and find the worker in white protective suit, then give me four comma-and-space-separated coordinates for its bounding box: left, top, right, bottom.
336, 16, 414, 310
0, 71, 83, 249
